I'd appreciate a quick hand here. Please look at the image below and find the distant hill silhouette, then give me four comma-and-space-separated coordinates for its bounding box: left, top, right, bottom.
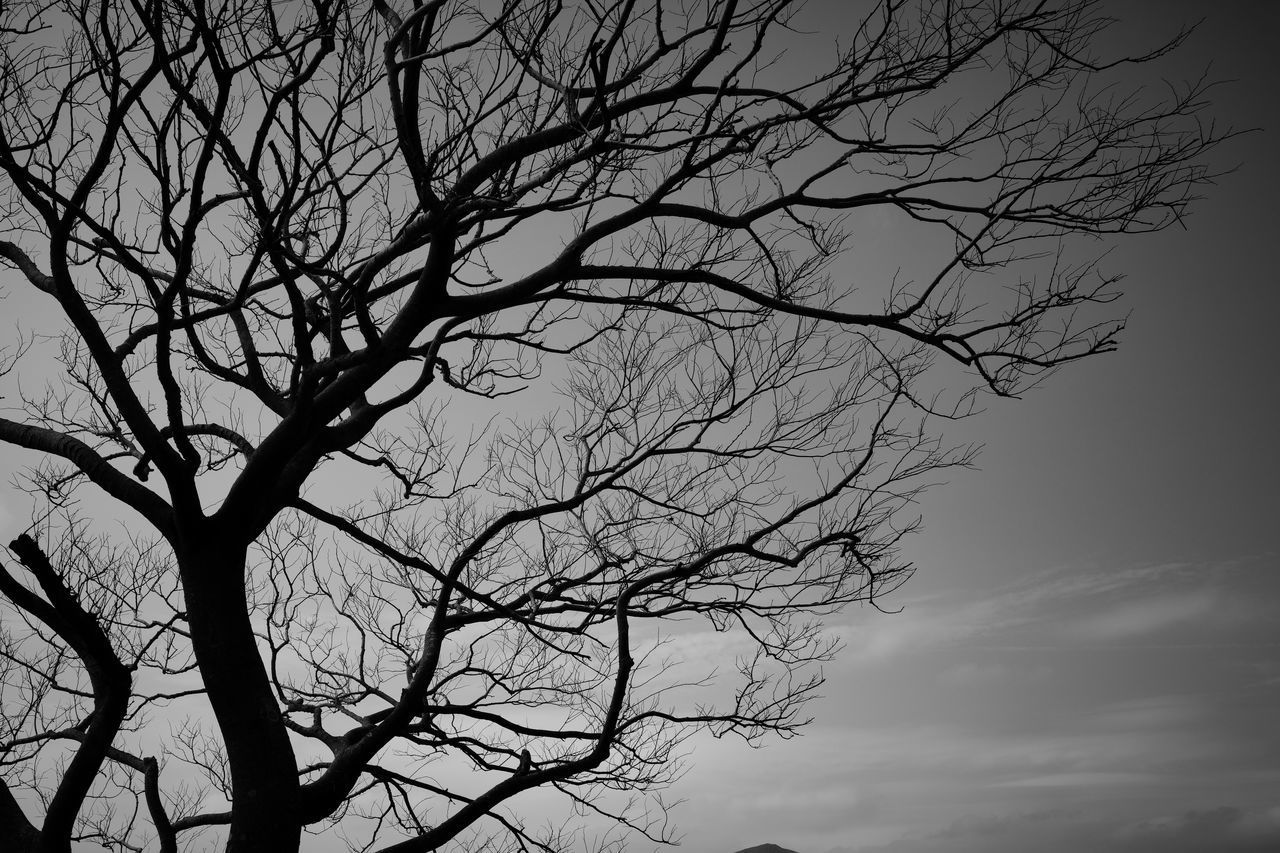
732, 844, 800, 853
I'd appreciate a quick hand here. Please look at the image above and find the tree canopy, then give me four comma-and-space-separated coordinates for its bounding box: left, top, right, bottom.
0, 1, 1223, 852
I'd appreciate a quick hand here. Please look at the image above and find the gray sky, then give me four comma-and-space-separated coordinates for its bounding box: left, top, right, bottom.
656, 3, 1280, 852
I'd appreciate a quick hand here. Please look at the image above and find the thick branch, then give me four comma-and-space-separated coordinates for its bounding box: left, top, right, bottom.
0, 419, 173, 536
1, 535, 132, 848
0, 778, 39, 853
0, 241, 57, 296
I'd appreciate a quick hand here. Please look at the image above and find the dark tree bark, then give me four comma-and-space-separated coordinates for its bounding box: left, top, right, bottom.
177, 534, 302, 852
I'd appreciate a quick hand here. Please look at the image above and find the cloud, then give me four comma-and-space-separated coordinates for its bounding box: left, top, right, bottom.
1082, 694, 1205, 731
1119, 805, 1280, 848
991, 771, 1164, 789
832, 558, 1266, 666
938, 660, 1051, 686
1062, 589, 1218, 642
846, 804, 1280, 853
830, 591, 1029, 663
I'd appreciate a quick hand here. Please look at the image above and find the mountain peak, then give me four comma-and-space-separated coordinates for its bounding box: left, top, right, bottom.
732, 844, 800, 853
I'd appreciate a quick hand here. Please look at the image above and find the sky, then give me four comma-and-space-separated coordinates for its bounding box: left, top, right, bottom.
655, 3, 1280, 853
1, 2, 1277, 853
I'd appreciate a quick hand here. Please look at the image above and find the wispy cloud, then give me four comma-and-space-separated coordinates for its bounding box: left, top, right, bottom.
832, 558, 1268, 664
843, 804, 1280, 853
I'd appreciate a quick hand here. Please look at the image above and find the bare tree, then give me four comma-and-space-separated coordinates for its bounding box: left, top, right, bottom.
0, 0, 1224, 851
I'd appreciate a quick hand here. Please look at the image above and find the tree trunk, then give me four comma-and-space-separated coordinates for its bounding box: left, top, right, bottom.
180, 538, 301, 853
0, 779, 39, 853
